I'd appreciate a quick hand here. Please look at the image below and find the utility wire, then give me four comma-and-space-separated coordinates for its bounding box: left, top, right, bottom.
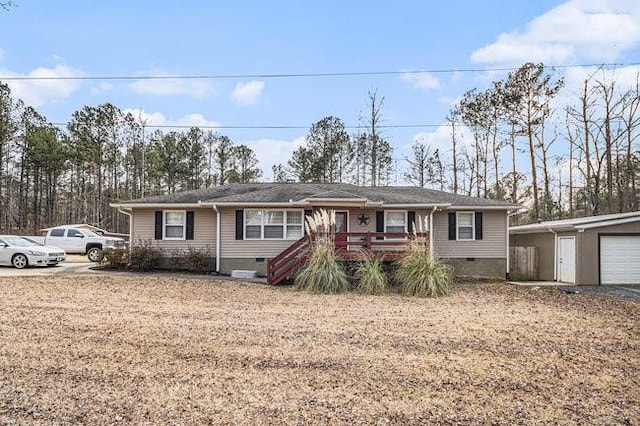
50, 122, 445, 129
50, 118, 632, 130
2, 62, 638, 81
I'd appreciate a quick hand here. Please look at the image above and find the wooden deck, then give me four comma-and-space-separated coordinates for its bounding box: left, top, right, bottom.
267, 232, 429, 285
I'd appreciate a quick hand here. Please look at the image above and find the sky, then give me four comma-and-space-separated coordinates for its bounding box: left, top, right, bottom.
1, 0, 639, 181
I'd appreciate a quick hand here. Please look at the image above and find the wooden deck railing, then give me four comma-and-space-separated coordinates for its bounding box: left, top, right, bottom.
266, 232, 429, 285
266, 234, 312, 286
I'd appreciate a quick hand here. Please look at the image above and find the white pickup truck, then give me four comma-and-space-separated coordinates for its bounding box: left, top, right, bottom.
43, 226, 126, 261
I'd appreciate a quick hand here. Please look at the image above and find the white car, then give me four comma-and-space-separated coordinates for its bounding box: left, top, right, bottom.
0, 235, 67, 269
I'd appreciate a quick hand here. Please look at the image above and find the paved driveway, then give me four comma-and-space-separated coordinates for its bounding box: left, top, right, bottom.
559, 285, 640, 301
0, 255, 98, 277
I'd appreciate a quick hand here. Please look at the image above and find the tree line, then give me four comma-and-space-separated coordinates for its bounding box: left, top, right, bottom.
0, 62, 638, 234
0, 87, 261, 234
439, 62, 640, 222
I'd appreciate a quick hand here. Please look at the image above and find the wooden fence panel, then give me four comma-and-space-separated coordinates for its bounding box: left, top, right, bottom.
510, 247, 538, 280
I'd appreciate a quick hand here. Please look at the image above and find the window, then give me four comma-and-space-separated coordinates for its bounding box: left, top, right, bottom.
164, 211, 186, 240
67, 229, 84, 238
244, 209, 303, 240
457, 212, 474, 240
385, 211, 407, 234
286, 211, 303, 239
50, 229, 65, 237
245, 210, 263, 239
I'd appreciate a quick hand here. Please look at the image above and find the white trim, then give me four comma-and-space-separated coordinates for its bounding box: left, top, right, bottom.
576, 216, 640, 229
382, 203, 449, 208
549, 229, 558, 280
244, 208, 304, 241
448, 205, 519, 210
456, 211, 475, 241
110, 203, 203, 208
511, 212, 640, 233
557, 236, 576, 284
163, 210, 187, 240
213, 205, 220, 273
429, 207, 436, 256
384, 210, 408, 233
117, 207, 133, 244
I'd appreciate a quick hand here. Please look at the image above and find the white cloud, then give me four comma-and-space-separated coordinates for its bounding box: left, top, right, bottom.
400, 71, 440, 91
242, 136, 305, 179
437, 95, 461, 106
122, 108, 221, 128
409, 123, 474, 156
90, 82, 113, 95
129, 71, 215, 97
552, 63, 640, 112
471, 0, 640, 64
230, 80, 265, 105
0, 64, 85, 107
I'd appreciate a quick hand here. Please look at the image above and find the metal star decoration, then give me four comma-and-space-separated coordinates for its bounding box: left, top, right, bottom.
357, 213, 370, 225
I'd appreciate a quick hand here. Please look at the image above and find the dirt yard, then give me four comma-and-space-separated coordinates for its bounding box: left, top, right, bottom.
0, 277, 638, 425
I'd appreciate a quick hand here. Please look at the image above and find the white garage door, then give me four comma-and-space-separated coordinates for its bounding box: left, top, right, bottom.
600, 235, 640, 284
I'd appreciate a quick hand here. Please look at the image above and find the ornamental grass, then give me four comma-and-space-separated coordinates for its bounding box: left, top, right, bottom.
295, 209, 349, 294
396, 216, 452, 297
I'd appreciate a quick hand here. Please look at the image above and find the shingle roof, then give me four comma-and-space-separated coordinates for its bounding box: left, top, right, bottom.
115, 182, 520, 209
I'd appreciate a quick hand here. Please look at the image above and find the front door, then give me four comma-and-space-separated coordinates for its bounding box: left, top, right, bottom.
558, 237, 576, 284
334, 211, 348, 250
334, 211, 348, 233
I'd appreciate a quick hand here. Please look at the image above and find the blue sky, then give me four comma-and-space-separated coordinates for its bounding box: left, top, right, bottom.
1, 0, 639, 180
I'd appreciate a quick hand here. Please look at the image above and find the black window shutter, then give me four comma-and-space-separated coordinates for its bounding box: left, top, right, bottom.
475, 212, 483, 240
154, 211, 163, 240
186, 211, 195, 240
407, 211, 416, 233
376, 211, 385, 240
304, 209, 313, 234
448, 213, 456, 240
235, 210, 244, 240
376, 211, 385, 232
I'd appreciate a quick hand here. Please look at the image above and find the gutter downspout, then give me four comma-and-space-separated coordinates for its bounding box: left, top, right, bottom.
429, 206, 437, 258
506, 211, 519, 281
213, 205, 221, 273
117, 207, 133, 246
549, 228, 558, 281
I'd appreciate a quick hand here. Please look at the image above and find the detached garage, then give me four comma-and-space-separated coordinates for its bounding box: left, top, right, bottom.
510, 212, 640, 285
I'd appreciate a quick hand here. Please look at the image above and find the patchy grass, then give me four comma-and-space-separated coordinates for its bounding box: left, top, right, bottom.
0, 277, 638, 425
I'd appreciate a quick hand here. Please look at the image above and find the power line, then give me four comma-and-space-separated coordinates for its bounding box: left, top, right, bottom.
50, 122, 445, 130
3, 62, 638, 81
50, 118, 634, 131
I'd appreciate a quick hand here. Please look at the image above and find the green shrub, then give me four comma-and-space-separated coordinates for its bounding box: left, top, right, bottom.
102, 247, 129, 269
295, 209, 349, 294
354, 252, 387, 294
396, 244, 452, 297
129, 242, 162, 272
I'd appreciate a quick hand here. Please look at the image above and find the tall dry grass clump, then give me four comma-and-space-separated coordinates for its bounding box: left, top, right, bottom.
395, 216, 452, 297
354, 251, 388, 294
295, 209, 350, 294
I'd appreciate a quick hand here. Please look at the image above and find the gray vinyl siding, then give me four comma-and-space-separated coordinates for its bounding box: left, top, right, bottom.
433, 210, 507, 259
347, 208, 431, 233
219, 207, 300, 259
131, 208, 216, 255
219, 207, 430, 259
129, 206, 506, 261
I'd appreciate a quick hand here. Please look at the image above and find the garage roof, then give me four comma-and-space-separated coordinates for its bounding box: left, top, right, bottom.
510, 211, 640, 234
